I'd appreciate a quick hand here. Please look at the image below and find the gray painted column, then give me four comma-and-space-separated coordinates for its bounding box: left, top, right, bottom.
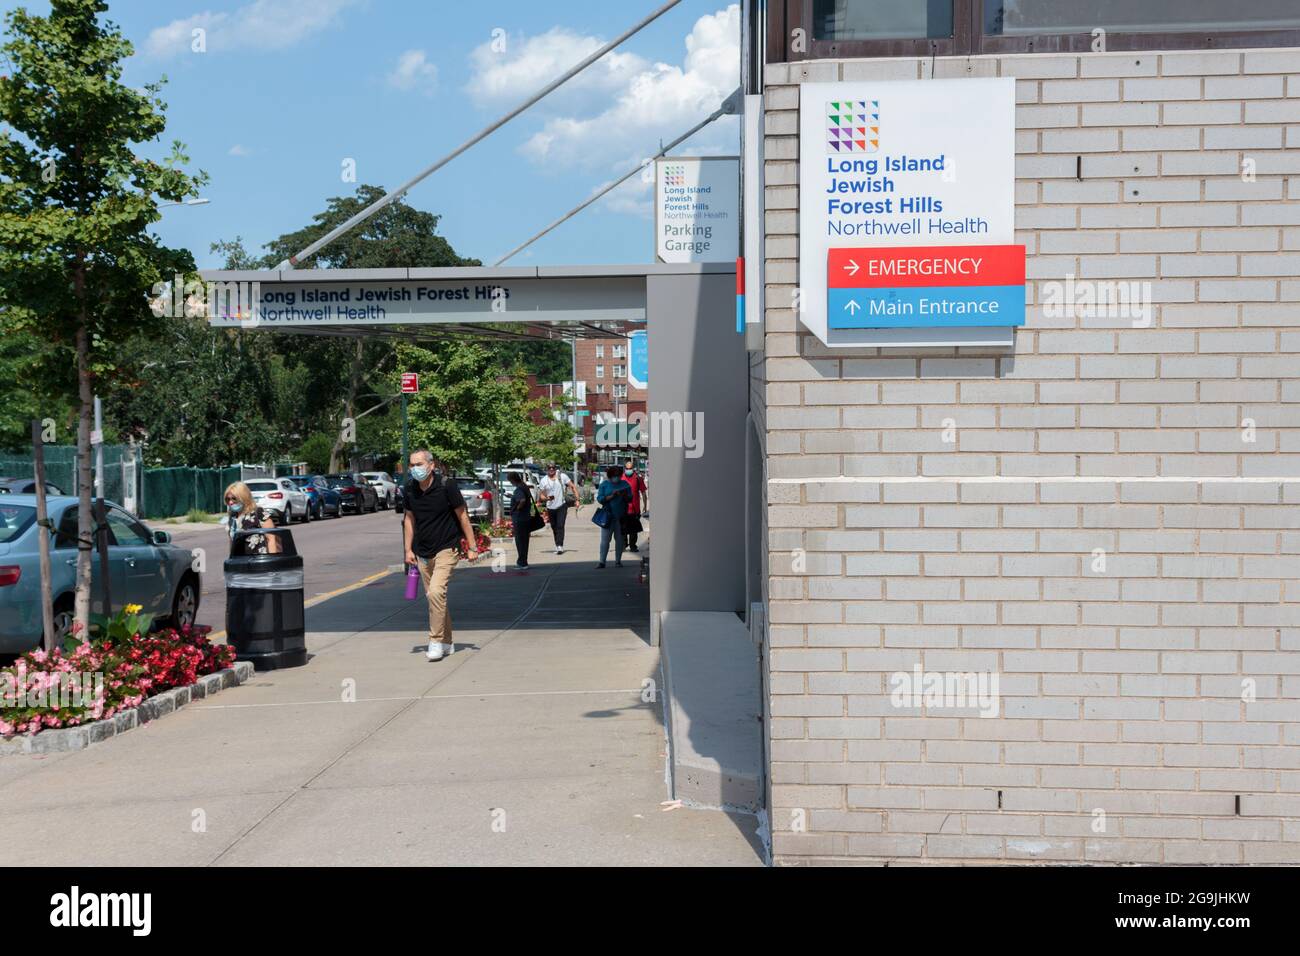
647, 271, 747, 641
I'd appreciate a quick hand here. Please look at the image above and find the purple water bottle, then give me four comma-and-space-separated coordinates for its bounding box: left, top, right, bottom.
405, 565, 421, 600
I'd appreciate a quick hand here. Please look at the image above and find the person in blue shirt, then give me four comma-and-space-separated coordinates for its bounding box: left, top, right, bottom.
595, 465, 632, 568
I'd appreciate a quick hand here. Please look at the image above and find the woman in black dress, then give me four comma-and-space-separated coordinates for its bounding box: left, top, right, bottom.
507, 472, 535, 570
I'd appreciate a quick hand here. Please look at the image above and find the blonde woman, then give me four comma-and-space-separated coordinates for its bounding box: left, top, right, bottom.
223, 482, 280, 555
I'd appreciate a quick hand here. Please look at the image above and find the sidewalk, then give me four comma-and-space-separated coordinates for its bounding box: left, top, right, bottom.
0, 521, 764, 866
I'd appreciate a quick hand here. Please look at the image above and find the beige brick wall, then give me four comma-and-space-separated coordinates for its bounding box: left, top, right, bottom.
760, 48, 1300, 865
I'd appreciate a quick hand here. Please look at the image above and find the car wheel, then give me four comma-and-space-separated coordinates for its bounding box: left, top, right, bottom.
171, 576, 200, 631
303, 502, 312, 523
282, 505, 292, 525
52, 596, 75, 645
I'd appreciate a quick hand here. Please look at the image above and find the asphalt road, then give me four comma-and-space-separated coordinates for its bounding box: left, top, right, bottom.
163, 509, 408, 634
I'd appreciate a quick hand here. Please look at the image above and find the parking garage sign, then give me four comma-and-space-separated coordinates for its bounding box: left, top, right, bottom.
655, 157, 739, 263
799, 77, 1019, 347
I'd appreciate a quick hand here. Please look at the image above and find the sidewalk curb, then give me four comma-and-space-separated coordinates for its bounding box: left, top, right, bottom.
0, 661, 255, 757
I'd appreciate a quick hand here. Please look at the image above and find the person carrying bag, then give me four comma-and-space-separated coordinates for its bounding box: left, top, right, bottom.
508, 472, 545, 569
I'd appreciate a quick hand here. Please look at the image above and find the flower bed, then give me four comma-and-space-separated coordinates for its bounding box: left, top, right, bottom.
0, 604, 235, 739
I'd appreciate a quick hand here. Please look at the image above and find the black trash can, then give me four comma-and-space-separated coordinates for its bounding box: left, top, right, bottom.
224, 528, 307, 670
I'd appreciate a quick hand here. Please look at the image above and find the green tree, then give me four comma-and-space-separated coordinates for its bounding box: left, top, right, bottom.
388, 343, 536, 472
0, 0, 206, 636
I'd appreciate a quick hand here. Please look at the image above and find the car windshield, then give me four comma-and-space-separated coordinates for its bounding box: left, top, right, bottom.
0, 503, 36, 542
455, 478, 486, 492
288, 477, 311, 487
245, 481, 277, 492
324, 475, 351, 486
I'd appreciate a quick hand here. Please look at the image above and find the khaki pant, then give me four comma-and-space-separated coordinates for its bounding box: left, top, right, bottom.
417, 547, 460, 644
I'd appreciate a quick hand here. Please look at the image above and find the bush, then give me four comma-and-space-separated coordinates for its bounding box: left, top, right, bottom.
0, 605, 236, 737
185, 507, 214, 523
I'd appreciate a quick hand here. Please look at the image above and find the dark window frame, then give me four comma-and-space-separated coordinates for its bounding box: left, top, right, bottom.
770, 0, 1300, 62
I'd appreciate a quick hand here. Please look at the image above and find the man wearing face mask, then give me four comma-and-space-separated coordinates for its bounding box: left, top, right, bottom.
402, 450, 480, 661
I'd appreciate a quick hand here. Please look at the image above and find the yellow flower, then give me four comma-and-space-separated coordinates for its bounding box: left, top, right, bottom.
124, 604, 143, 614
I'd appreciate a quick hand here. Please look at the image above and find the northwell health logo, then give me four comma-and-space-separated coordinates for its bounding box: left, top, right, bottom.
826, 99, 879, 153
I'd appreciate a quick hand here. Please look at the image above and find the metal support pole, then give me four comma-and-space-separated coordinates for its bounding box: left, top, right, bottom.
400, 392, 409, 470
276, 0, 684, 270
494, 88, 743, 265
571, 333, 579, 485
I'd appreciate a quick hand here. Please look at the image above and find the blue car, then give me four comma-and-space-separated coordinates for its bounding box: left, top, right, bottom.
0, 495, 202, 653
289, 475, 342, 519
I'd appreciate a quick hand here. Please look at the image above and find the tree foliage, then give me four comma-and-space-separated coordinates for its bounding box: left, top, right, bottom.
0, 0, 206, 638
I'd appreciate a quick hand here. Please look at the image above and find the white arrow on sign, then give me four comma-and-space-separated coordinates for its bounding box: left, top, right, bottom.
843, 259, 860, 277
843, 299, 861, 315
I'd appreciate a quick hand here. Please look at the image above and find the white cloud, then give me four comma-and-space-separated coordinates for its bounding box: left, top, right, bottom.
387, 49, 439, 95
228, 144, 252, 156
145, 0, 360, 58
513, 5, 741, 172
465, 27, 649, 107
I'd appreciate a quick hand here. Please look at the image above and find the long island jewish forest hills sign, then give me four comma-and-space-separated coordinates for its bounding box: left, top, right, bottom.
799, 77, 1023, 348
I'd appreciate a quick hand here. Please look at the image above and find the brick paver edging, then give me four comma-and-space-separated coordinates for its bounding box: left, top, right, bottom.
0, 661, 255, 757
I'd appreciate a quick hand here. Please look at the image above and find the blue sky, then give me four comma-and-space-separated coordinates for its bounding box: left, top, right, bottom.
3, 0, 740, 268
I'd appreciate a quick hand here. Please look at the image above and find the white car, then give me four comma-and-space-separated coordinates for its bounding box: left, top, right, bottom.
359, 471, 398, 509
245, 478, 311, 524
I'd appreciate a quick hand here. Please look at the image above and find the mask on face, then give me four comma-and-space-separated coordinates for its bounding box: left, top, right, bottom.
410, 465, 430, 482
227, 502, 243, 515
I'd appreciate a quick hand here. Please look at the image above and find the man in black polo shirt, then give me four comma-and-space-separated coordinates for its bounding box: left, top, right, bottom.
401, 449, 480, 660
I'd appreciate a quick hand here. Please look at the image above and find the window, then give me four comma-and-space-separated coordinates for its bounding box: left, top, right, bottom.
612, 345, 626, 358
984, 0, 1300, 37
614, 365, 625, 378
106, 507, 151, 547
596, 365, 604, 379
613, 384, 628, 399
771, 1, 1300, 60
813, 0, 953, 41
595, 345, 604, 358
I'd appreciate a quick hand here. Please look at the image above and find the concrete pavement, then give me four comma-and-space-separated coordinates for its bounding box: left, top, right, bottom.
0, 520, 765, 866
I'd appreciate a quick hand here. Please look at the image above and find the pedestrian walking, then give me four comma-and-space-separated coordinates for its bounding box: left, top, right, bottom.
594, 464, 632, 569
223, 482, 280, 555
507, 472, 537, 569
621, 457, 648, 553
401, 450, 481, 661
537, 462, 579, 554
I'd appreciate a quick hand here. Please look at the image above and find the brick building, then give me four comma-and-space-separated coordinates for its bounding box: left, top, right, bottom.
748, 2, 1300, 865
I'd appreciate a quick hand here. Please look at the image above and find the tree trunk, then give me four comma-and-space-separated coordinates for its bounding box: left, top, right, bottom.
73, 321, 94, 642
329, 340, 364, 472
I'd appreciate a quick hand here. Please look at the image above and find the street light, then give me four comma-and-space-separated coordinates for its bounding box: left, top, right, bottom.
159, 198, 210, 208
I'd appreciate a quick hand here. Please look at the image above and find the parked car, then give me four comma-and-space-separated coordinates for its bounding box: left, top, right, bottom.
359, 471, 398, 509
289, 475, 342, 519
323, 473, 378, 514
452, 476, 497, 524
0, 477, 65, 496
245, 477, 311, 525
0, 495, 201, 651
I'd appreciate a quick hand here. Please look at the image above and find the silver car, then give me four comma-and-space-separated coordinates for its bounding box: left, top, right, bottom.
0, 495, 201, 652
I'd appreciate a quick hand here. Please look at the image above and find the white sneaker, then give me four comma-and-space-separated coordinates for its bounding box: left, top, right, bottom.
555, 547, 564, 554
426, 640, 445, 661
442, 641, 454, 658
